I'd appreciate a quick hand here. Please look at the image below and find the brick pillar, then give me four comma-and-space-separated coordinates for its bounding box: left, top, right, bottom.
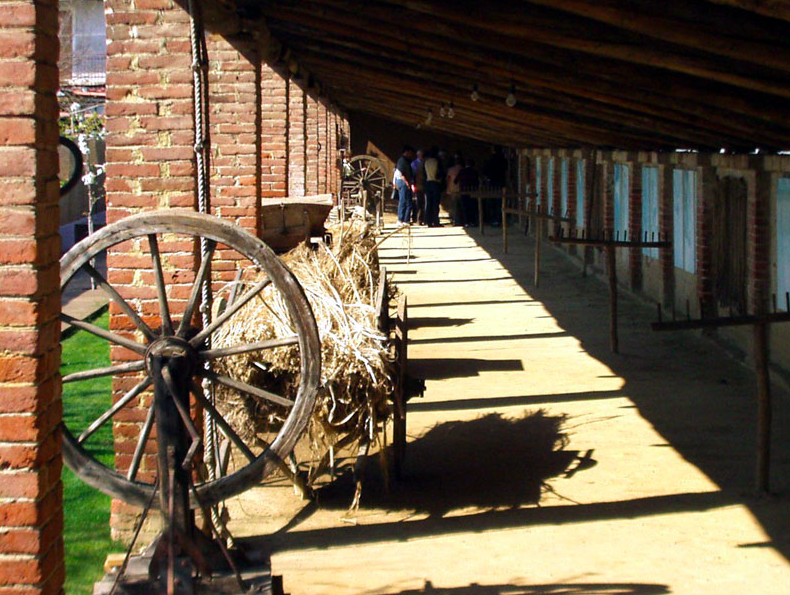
749, 166, 771, 315
567, 158, 577, 229
318, 98, 328, 194
305, 91, 318, 195
287, 76, 305, 197
602, 160, 614, 235
261, 63, 288, 200
698, 160, 716, 316
0, 1, 65, 593
105, 0, 197, 542
659, 160, 675, 308
629, 162, 643, 291
552, 154, 561, 224
206, 34, 259, 232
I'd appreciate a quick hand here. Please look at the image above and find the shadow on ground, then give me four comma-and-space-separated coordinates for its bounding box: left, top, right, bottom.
461, 226, 790, 562
314, 411, 582, 518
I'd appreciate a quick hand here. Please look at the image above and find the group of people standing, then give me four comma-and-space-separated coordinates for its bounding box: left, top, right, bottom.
393, 145, 444, 227
393, 145, 509, 228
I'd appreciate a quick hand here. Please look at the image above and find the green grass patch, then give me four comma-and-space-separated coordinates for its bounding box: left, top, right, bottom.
61, 311, 124, 594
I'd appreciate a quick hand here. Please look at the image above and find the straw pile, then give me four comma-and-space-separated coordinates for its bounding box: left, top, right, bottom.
211, 220, 394, 482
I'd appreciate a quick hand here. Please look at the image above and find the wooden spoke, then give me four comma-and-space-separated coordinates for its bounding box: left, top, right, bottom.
190, 381, 256, 462
78, 377, 152, 444
189, 276, 271, 347
200, 336, 299, 360
82, 263, 157, 341
227, 269, 244, 306
127, 404, 155, 481
200, 369, 294, 408
177, 239, 217, 337
148, 234, 174, 335
61, 313, 147, 356
63, 360, 146, 384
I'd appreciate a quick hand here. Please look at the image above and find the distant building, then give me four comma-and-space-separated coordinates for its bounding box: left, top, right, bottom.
58, 0, 106, 87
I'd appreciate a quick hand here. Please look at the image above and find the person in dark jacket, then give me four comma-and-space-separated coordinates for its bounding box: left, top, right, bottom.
394, 145, 415, 226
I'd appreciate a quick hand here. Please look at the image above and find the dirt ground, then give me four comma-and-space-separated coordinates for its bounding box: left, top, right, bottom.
227, 211, 790, 595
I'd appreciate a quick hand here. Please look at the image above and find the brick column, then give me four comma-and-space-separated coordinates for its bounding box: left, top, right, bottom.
318, 98, 328, 194
0, 1, 65, 594
602, 160, 614, 235
105, 0, 197, 542
567, 158, 577, 229
305, 91, 319, 195
261, 63, 288, 200
698, 160, 716, 316
206, 34, 259, 232
552, 154, 561, 223
659, 159, 675, 308
749, 165, 771, 315
287, 77, 305, 197
629, 162, 643, 291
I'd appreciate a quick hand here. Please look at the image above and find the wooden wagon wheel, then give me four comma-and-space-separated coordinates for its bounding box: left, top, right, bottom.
60, 211, 321, 510
345, 155, 389, 207
58, 135, 83, 196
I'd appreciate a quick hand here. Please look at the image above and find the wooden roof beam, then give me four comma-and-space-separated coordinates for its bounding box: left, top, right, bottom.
311, 0, 790, 98
280, 31, 772, 150
261, 2, 790, 132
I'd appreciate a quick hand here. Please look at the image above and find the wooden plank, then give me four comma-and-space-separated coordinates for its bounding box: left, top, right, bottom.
607, 245, 619, 354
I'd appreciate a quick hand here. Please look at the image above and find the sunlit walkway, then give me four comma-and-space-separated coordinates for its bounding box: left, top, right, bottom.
231, 215, 790, 595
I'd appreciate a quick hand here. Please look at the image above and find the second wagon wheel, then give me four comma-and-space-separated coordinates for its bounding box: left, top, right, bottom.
345, 154, 389, 208
60, 210, 321, 510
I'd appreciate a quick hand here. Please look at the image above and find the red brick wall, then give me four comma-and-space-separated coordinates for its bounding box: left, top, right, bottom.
103, 0, 349, 541
0, 1, 64, 593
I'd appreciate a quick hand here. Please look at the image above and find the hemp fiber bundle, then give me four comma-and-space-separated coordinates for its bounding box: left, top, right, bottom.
211, 220, 394, 482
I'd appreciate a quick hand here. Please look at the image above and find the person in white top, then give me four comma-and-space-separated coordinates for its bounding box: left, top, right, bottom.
445, 152, 464, 225
423, 146, 444, 227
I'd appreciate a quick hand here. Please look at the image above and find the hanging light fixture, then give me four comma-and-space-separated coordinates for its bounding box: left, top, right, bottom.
439, 102, 447, 117
425, 108, 433, 125
506, 83, 517, 107
470, 83, 480, 102
447, 101, 455, 119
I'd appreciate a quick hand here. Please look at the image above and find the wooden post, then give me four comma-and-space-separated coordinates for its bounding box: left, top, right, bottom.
393, 293, 408, 479
502, 188, 508, 253
534, 211, 541, 287
478, 192, 485, 234
753, 321, 772, 493
607, 244, 619, 353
